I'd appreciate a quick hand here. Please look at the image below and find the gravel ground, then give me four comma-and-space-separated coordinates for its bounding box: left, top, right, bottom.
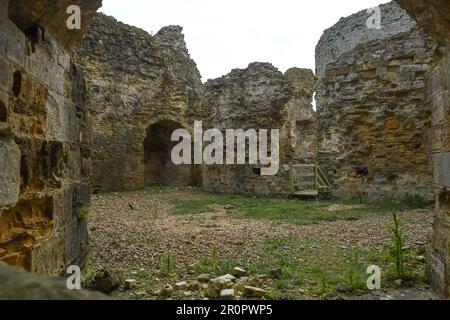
88, 189, 433, 272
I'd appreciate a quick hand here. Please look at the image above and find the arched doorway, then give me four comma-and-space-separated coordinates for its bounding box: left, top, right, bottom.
143, 120, 200, 187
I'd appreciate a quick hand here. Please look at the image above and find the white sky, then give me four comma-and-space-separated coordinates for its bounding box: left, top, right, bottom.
100, 0, 390, 81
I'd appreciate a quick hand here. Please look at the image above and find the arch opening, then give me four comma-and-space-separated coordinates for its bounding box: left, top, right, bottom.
143, 120, 200, 188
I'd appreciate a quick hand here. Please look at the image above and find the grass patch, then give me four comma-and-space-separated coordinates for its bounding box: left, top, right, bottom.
258, 237, 353, 298
170, 193, 430, 226
190, 236, 373, 299
77, 207, 90, 220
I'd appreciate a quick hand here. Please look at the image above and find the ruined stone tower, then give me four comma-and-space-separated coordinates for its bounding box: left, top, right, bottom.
316, 1, 438, 201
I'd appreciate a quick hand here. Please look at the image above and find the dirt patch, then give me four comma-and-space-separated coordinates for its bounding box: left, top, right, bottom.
327, 204, 366, 212
88, 189, 432, 272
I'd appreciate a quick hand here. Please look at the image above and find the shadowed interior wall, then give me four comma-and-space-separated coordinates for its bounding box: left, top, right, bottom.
144, 121, 197, 187
396, 0, 450, 297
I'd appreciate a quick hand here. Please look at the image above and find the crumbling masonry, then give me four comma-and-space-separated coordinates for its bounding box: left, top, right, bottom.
395, 0, 450, 298
73, 14, 205, 193
0, 0, 449, 299
316, 1, 438, 201
73, 15, 317, 196
0, 0, 101, 274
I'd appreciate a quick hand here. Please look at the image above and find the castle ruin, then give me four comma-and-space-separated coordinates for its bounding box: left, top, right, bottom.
0, 0, 449, 298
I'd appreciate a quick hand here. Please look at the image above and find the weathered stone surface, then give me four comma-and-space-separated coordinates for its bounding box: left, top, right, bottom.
395, 0, 450, 298
7, 0, 103, 51
316, 2, 438, 201
316, 2, 418, 78
161, 284, 174, 297
243, 286, 266, 298
198, 273, 211, 283
0, 262, 107, 300
73, 14, 204, 193
210, 274, 236, 287
202, 63, 316, 195
0, 138, 20, 208
219, 288, 235, 300
424, 51, 450, 297
174, 281, 188, 291
232, 267, 247, 277
124, 279, 136, 290
91, 269, 120, 294
396, 0, 450, 48
0, 0, 96, 276
207, 274, 236, 298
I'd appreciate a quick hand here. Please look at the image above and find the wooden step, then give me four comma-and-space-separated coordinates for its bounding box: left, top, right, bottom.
294, 190, 319, 197
297, 182, 316, 186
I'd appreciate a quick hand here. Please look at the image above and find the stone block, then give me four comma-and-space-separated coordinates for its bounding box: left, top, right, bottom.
32, 232, 66, 275
438, 154, 448, 186
431, 91, 449, 126
65, 217, 89, 268
45, 92, 69, 142
0, 57, 9, 90
26, 47, 65, 95
2, 20, 27, 67
0, 138, 20, 208
0, 90, 9, 127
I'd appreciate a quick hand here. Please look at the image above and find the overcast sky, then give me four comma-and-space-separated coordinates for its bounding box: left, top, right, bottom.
100, 0, 390, 81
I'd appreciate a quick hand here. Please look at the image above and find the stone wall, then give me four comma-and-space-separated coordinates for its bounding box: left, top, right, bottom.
427, 50, 450, 297
202, 63, 316, 195
315, 1, 417, 78
396, 0, 450, 298
0, 0, 101, 274
316, 1, 438, 201
73, 14, 204, 193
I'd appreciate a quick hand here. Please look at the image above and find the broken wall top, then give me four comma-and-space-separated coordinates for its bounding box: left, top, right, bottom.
204, 63, 315, 129
396, 0, 450, 48
6, 0, 102, 51
316, 1, 418, 77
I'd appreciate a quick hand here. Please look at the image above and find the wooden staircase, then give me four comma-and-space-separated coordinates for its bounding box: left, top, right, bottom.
289, 162, 331, 197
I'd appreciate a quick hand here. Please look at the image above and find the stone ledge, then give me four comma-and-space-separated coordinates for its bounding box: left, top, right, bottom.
0, 262, 107, 300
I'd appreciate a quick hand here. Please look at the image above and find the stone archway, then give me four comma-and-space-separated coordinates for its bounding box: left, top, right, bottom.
143, 120, 200, 187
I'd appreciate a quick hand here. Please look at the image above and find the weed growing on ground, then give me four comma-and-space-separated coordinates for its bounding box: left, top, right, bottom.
160, 253, 177, 276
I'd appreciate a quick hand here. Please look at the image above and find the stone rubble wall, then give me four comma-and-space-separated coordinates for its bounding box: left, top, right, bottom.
74, 16, 317, 196
315, 1, 417, 78
202, 63, 316, 195
0, 0, 101, 275
316, 1, 438, 201
396, 0, 450, 48
396, 0, 450, 298
73, 14, 204, 193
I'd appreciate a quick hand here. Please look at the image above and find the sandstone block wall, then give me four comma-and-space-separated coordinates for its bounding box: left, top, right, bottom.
396, 0, 450, 297
316, 1, 438, 201
427, 50, 450, 297
73, 14, 204, 193
202, 63, 316, 195
316, 1, 417, 78
0, 0, 101, 274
